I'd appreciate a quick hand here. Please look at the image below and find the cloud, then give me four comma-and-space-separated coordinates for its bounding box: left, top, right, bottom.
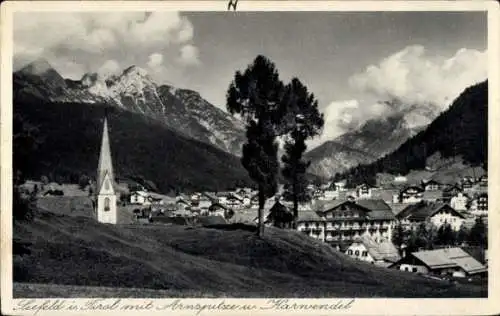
52, 59, 87, 80
307, 100, 361, 149
177, 44, 200, 66
310, 45, 488, 149
97, 60, 121, 77
147, 53, 164, 69
349, 45, 487, 107
13, 12, 198, 79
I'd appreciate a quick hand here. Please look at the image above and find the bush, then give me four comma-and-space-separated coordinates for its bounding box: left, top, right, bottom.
79, 174, 90, 190
13, 186, 36, 222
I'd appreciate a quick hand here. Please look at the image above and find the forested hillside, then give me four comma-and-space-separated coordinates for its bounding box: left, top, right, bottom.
13, 98, 253, 193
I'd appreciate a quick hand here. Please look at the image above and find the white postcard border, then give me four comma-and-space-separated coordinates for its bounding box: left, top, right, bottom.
1, 1, 499, 315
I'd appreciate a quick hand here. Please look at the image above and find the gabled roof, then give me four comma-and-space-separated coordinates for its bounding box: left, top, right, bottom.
356, 183, 378, 189
203, 192, 218, 201
131, 190, 149, 197
147, 196, 163, 202
356, 199, 392, 212
209, 202, 229, 211
356, 199, 395, 221
411, 247, 487, 274
422, 179, 442, 186
351, 235, 400, 261
314, 199, 347, 212
216, 191, 233, 197
400, 185, 424, 193
397, 202, 466, 221
269, 201, 290, 213
316, 199, 395, 221
443, 184, 463, 192
297, 211, 323, 222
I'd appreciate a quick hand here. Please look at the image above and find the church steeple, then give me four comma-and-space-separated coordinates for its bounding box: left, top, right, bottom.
95, 114, 117, 224
97, 116, 114, 193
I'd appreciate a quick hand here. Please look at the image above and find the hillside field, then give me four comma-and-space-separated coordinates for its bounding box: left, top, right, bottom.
13, 210, 486, 298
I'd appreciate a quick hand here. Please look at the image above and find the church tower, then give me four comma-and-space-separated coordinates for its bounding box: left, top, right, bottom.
95, 116, 117, 224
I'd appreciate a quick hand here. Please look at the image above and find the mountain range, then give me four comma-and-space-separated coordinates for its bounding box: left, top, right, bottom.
14, 59, 246, 156
13, 59, 254, 192
13, 58, 487, 191
335, 80, 488, 186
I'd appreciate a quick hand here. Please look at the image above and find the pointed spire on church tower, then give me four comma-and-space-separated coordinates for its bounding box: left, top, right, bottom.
97, 116, 114, 193
95, 112, 118, 224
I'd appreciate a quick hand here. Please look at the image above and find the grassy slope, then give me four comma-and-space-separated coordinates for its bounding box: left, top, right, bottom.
13, 211, 486, 298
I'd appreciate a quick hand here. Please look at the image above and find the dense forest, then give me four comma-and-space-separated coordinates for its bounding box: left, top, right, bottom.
334, 80, 488, 186
13, 97, 254, 193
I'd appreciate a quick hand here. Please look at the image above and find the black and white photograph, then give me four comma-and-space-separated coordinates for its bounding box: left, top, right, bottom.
2, 0, 499, 314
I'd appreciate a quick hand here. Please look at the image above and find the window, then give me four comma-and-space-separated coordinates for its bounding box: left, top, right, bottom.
347, 250, 353, 255
412, 267, 417, 273
362, 251, 368, 257
104, 197, 110, 212
105, 179, 110, 191
354, 250, 360, 256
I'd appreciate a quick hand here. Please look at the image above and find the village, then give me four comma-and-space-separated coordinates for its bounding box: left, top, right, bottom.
19, 116, 488, 287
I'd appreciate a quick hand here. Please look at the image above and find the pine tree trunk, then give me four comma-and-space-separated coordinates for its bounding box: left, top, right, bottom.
293, 184, 298, 230
258, 184, 265, 237
293, 176, 298, 229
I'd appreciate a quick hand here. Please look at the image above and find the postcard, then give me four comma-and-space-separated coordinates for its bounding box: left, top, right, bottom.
1, 1, 499, 315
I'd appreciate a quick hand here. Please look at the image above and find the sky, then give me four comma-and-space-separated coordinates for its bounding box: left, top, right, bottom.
13, 11, 487, 148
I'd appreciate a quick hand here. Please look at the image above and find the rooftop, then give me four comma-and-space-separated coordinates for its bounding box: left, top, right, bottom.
411, 247, 487, 274
352, 235, 401, 262
397, 202, 465, 221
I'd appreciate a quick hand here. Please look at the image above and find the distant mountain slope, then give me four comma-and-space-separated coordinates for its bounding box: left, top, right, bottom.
14, 59, 245, 156
336, 80, 488, 186
306, 114, 424, 179
305, 141, 376, 179
13, 96, 252, 193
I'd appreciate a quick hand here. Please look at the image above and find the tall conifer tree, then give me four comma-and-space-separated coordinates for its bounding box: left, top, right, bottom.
279, 78, 324, 228
226, 55, 285, 236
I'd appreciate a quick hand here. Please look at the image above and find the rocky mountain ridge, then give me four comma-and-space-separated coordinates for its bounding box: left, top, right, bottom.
306, 113, 427, 179
14, 59, 245, 156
